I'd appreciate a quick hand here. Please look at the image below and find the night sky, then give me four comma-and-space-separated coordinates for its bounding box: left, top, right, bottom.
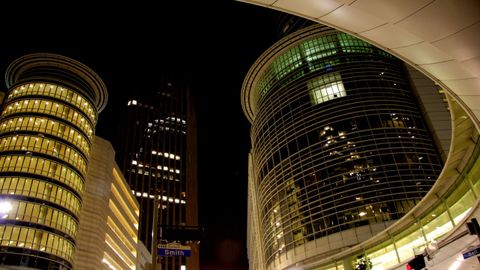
0, 2, 283, 269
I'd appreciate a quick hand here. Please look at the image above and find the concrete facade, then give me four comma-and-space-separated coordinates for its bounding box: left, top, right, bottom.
73, 136, 151, 270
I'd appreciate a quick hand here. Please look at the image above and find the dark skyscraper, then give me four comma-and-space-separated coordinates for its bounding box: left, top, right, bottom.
242, 25, 446, 270
117, 78, 199, 270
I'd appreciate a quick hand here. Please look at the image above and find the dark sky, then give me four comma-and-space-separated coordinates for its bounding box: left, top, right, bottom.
0, 2, 283, 269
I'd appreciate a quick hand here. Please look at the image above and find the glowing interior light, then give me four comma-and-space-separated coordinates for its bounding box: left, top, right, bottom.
0, 201, 12, 214
448, 257, 463, 270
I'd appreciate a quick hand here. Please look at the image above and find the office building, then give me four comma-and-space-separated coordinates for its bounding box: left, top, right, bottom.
73, 136, 151, 270
242, 25, 448, 270
0, 53, 107, 269
118, 78, 199, 270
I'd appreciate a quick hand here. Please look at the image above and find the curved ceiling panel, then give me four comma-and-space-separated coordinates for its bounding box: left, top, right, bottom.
240, 0, 480, 126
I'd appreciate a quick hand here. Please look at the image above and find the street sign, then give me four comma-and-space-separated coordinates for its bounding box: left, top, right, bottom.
158, 248, 191, 257
158, 243, 191, 257
462, 246, 480, 259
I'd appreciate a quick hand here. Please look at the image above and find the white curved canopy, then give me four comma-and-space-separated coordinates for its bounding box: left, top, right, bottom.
240, 0, 480, 125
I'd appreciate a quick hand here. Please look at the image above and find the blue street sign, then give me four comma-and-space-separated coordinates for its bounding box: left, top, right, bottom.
158, 248, 191, 257
462, 246, 480, 259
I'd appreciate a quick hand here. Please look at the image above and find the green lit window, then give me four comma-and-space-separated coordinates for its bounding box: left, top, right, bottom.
272, 47, 302, 80
394, 226, 425, 262
255, 32, 395, 102
447, 180, 476, 224
308, 72, 346, 105
367, 241, 398, 270
422, 211, 452, 242
337, 33, 374, 54
467, 156, 480, 195
302, 37, 336, 63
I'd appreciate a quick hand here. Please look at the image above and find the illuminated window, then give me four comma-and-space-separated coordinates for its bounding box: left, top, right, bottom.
150, 151, 181, 160
272, 47, 302, 80
308, 72, 346, 105
302, 37, 336, 63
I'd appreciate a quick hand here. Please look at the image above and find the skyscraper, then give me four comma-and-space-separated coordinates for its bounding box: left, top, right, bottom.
117, 78, 199, 270
0, 53, 107, 269
242, 25, 445, 270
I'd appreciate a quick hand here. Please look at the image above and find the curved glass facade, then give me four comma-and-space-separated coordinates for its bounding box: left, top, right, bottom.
0, 54, 107, 270
242, 26, 443, 266
312, 97, 478, 270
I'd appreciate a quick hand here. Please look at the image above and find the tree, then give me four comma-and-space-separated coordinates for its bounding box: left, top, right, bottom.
355, 255, 372, 270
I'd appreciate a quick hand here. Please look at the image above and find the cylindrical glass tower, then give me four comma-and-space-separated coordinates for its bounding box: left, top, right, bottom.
242, 25, 443, 267
0, 53, 107, 269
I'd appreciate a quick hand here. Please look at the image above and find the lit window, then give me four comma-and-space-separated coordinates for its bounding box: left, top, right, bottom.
308, 72, 346, 105
272, 47, 302, 80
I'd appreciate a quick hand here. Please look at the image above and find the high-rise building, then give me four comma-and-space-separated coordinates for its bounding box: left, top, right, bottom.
242, 25, 447, 270
117, 78, 199, 270
73, 136, 151, 270
0, 54, 107, 269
